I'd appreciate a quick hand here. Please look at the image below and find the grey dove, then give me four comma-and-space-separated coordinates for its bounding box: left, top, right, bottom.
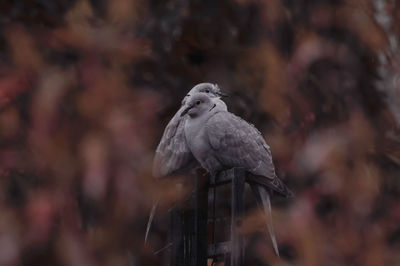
153, 83, 227, 178
182, 93, 293, 256
146, 84, 227, 244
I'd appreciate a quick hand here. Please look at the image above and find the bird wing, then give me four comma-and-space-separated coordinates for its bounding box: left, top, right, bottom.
205, 111, 277, 179
153, 108, 197, 177
206, 111, 293, 198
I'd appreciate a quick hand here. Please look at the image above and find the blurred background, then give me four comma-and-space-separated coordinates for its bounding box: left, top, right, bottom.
0, 0, 399, 265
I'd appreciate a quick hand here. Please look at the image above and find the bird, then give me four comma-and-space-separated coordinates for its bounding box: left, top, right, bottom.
153, 83, 227, 178
146, 83, 228, 244
182, 93, 293, 256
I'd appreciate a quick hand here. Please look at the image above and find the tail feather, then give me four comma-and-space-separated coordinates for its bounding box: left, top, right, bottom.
258, 186, 279, 256
145, 200, 158, 244
247, 174, 294, 198
250, 184, 279, 256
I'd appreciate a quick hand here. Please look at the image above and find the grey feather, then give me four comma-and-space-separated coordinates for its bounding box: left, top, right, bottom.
202, 111, 293, 197
153, 111, 197, 177
145, 200, 158, 244
251, 184, 279, 256
205, 112, 276, 177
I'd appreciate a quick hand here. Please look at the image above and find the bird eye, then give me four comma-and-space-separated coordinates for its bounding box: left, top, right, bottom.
196, 100, 201, 105
205, 90, 210, 93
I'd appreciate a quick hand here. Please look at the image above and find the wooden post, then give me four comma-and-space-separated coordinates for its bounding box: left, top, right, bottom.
170, 174, 208, 266
210, 168, 245, 266
171, 168, 245, 266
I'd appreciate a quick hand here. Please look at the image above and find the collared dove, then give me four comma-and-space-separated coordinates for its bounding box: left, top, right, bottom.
182, 93, 293, 256
146, 84, 227, 244
153, 83, 227, 178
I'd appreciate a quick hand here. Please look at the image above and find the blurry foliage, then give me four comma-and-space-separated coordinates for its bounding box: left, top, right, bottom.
0, 0, 399, 265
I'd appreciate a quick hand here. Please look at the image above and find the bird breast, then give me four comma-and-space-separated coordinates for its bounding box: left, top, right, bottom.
184, 116, 210, 165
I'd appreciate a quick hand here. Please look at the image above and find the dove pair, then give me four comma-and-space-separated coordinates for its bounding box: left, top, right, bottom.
150, 83, 293, 256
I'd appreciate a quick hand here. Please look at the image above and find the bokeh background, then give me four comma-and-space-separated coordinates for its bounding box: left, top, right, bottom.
0, 0, 399, 265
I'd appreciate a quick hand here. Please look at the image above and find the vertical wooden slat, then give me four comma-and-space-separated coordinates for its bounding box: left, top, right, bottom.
182, 209, 197, 266
230, 168, 245, 266
194, 174, 208, 266
171, 207, 184, 266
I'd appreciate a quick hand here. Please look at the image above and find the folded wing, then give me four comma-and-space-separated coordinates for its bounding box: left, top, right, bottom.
205, 112, 292, 197
153, 108, 197, 177
206, 112, 276, 177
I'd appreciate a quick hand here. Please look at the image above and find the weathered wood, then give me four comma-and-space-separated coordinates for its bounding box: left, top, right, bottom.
230, 168, 245, 266
207, 241, 231, 257
170, 168, 245, 266
194, 174, 208, 266
171, 207, 184, 266
170, 174, 208, 266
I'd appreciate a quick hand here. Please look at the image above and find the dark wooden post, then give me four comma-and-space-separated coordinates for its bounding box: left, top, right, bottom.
170, 168, 245, 266
208, 168, 245, 266
171, 173, 208, 266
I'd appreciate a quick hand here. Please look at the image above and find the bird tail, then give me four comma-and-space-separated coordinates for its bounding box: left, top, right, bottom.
145, 200, 159, 244
248, 174, 294, 198
250, 184, 279, 256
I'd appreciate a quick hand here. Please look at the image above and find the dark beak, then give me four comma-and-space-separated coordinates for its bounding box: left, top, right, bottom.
209, 103, 216, 111
217, 92, 229, 98
180, 105, 193, 117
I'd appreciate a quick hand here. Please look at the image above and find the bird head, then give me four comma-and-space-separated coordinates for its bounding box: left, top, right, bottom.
181, 93, 222, 118
181, 83, 228, 106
